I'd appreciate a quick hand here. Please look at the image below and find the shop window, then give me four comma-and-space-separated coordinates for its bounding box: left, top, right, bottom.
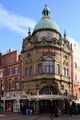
29, 66, 33, 76
14, 67, 18, 74
9, 68, 12, 75
38, 63, 42, 74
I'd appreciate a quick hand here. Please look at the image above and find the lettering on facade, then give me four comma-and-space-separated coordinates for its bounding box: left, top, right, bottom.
36, 48, 60, 55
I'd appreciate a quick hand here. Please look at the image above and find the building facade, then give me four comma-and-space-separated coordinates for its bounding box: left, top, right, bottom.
21, 5, 72, 114
72, 44, 80, 100
0, 49, 23, 112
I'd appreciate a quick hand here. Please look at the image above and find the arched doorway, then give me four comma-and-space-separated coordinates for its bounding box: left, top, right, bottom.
39, 85, 59, 114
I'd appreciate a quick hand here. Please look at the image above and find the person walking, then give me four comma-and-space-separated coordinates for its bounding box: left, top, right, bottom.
54, 104, 59, 117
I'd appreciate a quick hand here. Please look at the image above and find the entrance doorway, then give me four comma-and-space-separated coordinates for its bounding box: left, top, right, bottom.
39, 100, 58, 114
39, 100, 50, 113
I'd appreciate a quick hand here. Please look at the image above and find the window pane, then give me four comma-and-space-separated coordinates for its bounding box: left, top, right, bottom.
44, 58, 54, 73
49, 61, 53, 65
56, 64, 60, 75
29, 66, 33, 76
64, 67, 66, 77
38, 63, 42, 74
9, 68, 12, 75
25, 68, 28, 76
8, 79, 12, 90
15, 67, 18, 74
46, 66, 49, 73
50, 66, 53, 73
66, 69, 68, 77
64, 67, 68, 77
14, 78, 19, 89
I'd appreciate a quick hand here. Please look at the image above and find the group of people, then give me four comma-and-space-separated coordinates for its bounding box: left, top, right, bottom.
69, 101, 80, 115
50, 103, 60, 117
20, 101, 80, 117
20, 102, 33, 115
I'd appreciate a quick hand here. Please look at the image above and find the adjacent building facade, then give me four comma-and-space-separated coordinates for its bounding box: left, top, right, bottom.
0, 49, 23, 112
72, 44, 80, 100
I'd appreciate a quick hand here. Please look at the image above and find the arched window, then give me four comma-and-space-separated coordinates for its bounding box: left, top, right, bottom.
29, 66, 33, 76
38, 63, 42, 74
44, 57, 54, 73
25, 67, 28, 76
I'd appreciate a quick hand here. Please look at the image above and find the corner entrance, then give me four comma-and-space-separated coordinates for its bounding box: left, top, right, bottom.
39, 100, 58, 114
39, 85, 59, 114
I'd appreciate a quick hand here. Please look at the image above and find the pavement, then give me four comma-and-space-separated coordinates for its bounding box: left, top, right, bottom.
0, 112, 80, 120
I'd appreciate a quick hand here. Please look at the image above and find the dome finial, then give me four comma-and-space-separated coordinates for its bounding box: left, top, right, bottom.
42, 5, 51, 18
45, 4, 47, 7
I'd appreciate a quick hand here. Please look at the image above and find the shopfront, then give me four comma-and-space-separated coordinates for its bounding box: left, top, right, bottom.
28, 94, 69, 114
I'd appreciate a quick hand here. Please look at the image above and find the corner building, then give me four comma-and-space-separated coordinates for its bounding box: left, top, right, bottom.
22, 5, 72, 114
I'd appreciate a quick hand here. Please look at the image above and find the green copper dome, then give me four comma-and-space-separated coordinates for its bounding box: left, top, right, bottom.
33, 5, 60, 32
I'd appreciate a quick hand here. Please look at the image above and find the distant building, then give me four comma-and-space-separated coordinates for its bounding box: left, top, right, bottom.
72, 44, 80, 99
21, 5, 72, 114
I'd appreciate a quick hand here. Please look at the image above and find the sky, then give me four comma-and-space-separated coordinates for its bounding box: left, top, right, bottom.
0, 0, 80, 54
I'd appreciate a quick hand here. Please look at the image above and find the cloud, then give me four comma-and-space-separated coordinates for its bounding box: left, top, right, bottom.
67, 37, 78, 45
0, 4, 36, 35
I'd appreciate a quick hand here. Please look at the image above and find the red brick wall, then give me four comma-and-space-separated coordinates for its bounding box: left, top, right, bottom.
3, 51, 18, 65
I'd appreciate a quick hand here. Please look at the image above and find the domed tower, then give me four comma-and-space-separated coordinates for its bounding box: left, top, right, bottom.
33, 5, 60, 33
21, 5, 72, 114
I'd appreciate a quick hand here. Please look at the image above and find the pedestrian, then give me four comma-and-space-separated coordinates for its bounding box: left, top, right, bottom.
54, 104, 59, 117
